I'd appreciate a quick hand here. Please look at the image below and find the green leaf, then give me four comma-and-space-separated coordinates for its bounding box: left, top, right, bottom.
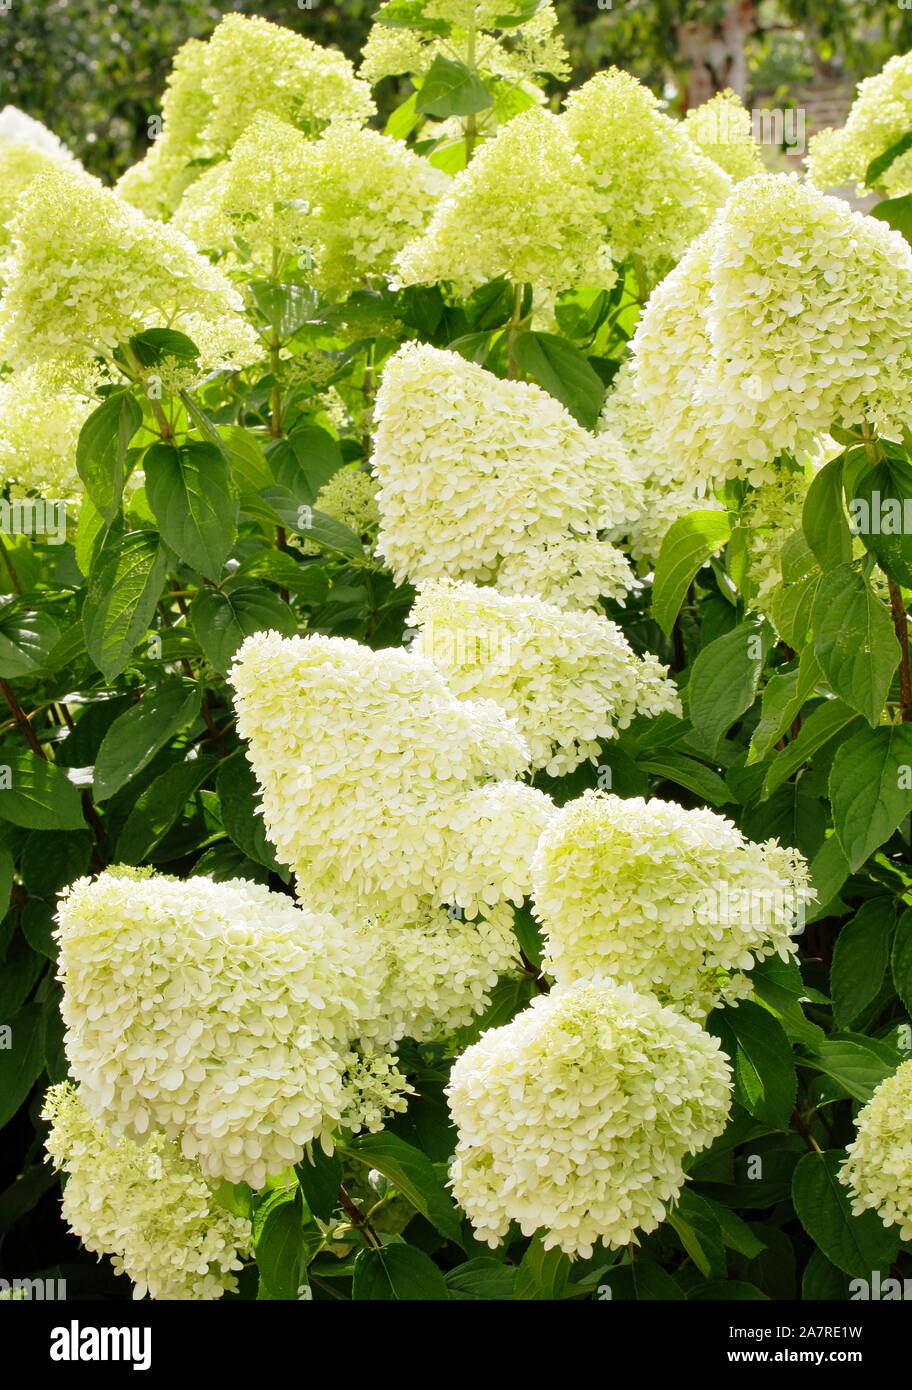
249, 281, 318, 345
770, 568, 820, 650
255, 1193, 307, 1301
831, 899, 898, 1026
215, 752, 286, 876
128, 328, 199, 366
637, 750, 730, 805
688, 1280, 768, 1300
0, 750, 84, 830
295, 1148, 341, 1224
849, 456, 912, 587
890, 906, 912, 1014
829, 722, 912, 870
385, 91, 421, 141
870, 192, 912, 244
515, 1237, 571, 1299
707, 1000, 795, 1128
267, 425, 345, 506
93, 679, 198, 801
352, 1244, 449, 1300
22, 900, 56, 958
0, 939, 43, 1018
339, 1132, 463, 1245
258, 491, 366, 557
493, 0, 549, 25
445, 1258, 517, 1300
76, 391, 142, 523
797, 1036, 899, 1103
116, 755, 216, 863
801, 454, 852, 571
801, 1249, 850, 1300
83, 529, 172, 682
144, 441, 238, 580
375, 0, 451, 33
747, 649, 820, 765
762, 698, 859, 798
812, 565, 899, 725
688, 621, 771, 751
0, 609, 61, 678
0, 1003, 45, 1127
666, 1190, 726, 1279
599, 1260, 685, 1301
865, 131, 912, 186
792, 1150, 899, 1277
415, 55, 492, 117
511, 331, 605, 428
750, 956, 826, 1050
189, 582, 297, 675
234, 550, 329, 603
653, 511, 732, 637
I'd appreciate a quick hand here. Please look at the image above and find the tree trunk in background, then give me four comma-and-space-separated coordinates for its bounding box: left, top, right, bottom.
676, 0, 757, 108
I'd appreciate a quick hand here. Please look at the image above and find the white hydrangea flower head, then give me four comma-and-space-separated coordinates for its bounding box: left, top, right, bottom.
531, 790, 814, 1017
0, 360, 103, 498
493, 534, 638, 610
42, 1083, 252, 1300
392, 108, 616, 308
199, 13, 375, 154
115, 38, 215, 217
340, 1045, 412, 1132
229, 629, 533, 918
806, 51, 912, 197
629, 175, 912, 486
841, 1059, 912, 1240
0, 106, 78, 161
360, 1, 569, 87
0, 168, 260, 371
301, 121, 449, 295
357, 898, 522, 1044
410, 580, 680, 775
172, 113, 316, 270
0, 139, 86, 249
560, 69, 731, 275
440, 781, 556, 909
55, 870, 382, 1188
447, 978, 733, 1255
371, 344, 637, 608
683, 90, 765, 182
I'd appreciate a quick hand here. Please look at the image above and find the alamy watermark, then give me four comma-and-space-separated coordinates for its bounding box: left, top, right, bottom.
0, 498, 67, 546
704, 102, 807, 155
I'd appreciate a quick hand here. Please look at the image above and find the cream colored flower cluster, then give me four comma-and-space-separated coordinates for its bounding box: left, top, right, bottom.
561, 70, 732, 276
841, 1058, 912, 1241
630, 175, 912, 487
682, 90, 765, 183
174, 114, 446, 293
0, 168, 259, 371
42, 1083, 252, 1300
371, 343, 638, 608
0, 109, 82, 246
531, 790, 813, 1017
55, 870, 382, 1188
360, 899, 521, 1044
229, 628, 550, 918
293, 465, 379, 558
806, 51, 912, 197
0, 360, 102, 498
392, 108, 617, 309
118, 16, 373, 219
446, 980, 732, 1255
409, 579, 680, 775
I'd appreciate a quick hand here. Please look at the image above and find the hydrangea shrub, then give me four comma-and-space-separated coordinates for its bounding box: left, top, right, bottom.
0, 8, 911, 1304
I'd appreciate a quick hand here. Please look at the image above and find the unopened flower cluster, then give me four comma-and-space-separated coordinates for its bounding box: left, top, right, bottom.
447, 980, 732, 1255
43, 1083, 252, 1300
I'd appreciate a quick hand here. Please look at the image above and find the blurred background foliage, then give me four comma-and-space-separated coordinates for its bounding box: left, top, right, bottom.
1, 0, 911, 181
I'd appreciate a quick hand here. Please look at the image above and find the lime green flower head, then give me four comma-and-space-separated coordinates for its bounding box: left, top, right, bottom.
0, 168, 260, 371
806, 50, 912, 197
842, 1058, 912, 1241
